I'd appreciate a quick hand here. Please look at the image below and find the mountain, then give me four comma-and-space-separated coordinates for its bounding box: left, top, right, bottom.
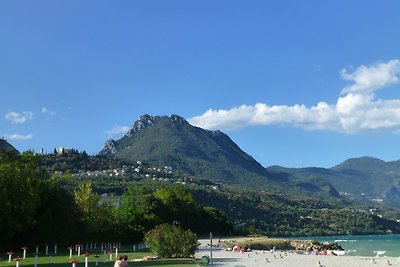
267, 156, 400, 208
100, 114, 273, 186
99, 114, 340, 197
0, 139, 19, 153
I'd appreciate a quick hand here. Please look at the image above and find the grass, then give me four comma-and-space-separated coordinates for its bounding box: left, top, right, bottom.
0, 246, 197, 267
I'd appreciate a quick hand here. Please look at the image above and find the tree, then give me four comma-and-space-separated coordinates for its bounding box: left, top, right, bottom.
74, 182, 116, 241
144, 224, 199, 258
0, 150, 79, 249
0, 151, 44, 244
116, 187, 159, 240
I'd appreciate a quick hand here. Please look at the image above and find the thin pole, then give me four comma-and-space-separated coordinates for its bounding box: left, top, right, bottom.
210, 232, 213, 266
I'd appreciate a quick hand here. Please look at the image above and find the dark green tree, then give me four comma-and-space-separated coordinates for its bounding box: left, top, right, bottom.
74, 182, 116, 241
0, 151, 44, 245
116, 187, 160, 241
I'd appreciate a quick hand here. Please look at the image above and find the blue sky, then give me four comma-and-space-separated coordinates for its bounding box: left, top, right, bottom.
1, 1, 400, 168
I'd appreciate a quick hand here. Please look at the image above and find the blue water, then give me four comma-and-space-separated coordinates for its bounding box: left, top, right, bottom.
296, 234, 400, 257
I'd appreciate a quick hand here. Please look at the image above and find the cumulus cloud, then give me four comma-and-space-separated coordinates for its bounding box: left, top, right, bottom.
340, 59, 400, 95
189, 59, 400, 134
104, 125, 130, 137
5, 133, 33, 140
5, 111, 33, 124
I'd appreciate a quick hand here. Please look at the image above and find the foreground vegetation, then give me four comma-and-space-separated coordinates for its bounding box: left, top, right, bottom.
2, 149, 400, 251
0, 150, 231, 250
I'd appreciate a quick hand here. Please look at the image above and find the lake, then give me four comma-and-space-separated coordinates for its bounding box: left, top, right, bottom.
300, 234, 400, 257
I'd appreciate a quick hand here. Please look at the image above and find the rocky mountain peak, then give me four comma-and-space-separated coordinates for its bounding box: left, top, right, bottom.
125, 114, 188, 137
100, 114, 191, 156
170, 114, 188, 124
99, 139, 118, 155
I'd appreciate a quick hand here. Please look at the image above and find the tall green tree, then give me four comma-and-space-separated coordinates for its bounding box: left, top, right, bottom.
74, 182, 116, 241
0, 150, 79, 249
116, 187, 159, 241
0, 151, 44, 244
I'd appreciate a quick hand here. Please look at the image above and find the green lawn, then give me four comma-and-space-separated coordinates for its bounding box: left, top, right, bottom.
0, 247, 197, 267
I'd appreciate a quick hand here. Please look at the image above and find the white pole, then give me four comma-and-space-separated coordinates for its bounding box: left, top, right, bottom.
34, 254, 38, 267
77, 245, 81, 256
23, 250, 26, 259
115, 248, 118, 259
46, 245, 49, 255
54, 244, 57, 254
210, 232, 213, 266
85, 256, 88, 267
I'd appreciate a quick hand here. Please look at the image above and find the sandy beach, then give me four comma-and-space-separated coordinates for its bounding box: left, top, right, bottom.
196, 239, 400, 267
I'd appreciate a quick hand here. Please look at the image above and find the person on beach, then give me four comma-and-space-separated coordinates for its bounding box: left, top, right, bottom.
120, 255, 128, 267
114, 256, 123, 267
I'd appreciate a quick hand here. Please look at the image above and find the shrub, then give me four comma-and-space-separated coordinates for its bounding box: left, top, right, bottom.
145, 224, 199, 258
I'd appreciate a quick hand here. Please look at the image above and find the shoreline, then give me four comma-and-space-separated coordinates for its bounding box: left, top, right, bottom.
196, 239, 400, 266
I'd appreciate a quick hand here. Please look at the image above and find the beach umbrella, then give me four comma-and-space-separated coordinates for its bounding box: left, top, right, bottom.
7, 251, 14, 263
69, 259, 79, 267
15, 258, 23, 267
114, 246, 118, 259
68, 246, 74, 258
76, 244, 81, 256
33, 253, 39, 267
107, 250, 113, 261
94, 255, 99, 266
21, 247, 28, 259
83, 253, 90, 267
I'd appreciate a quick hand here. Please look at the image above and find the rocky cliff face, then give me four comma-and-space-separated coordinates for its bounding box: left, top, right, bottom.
125, 114, 189, 137
99, 139, 118, 155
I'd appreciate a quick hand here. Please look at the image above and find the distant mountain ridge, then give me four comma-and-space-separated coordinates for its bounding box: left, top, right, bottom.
268, 156, 400, 208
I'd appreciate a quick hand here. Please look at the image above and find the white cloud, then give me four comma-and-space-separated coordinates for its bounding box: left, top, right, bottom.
5, 111, 33, 124
5, 133, 33, 140
189, 59, 400, 134
340, 59, 400, 95
104, 125, 130, 137
41, 107, 56, 116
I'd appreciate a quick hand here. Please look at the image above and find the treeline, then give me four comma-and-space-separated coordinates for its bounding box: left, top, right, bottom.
190, 188, 400, 237
0, 150, 232, 250
40, 151, 400, 238
4, 149, 400, 251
